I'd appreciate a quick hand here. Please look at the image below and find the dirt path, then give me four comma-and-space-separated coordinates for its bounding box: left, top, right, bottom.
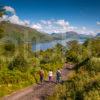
2, 64, 74, 100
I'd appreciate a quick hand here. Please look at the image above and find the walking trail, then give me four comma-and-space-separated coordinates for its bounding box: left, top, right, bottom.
2, 64, 74, 100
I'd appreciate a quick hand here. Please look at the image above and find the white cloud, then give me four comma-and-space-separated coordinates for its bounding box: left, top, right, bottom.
7, 14, 30, 26
24, 20, 30, 26
1, 6, 30, 26
31, 20, 94, 34
56, 20, 69, 26
31, 23, 42, 30
75, 27, 95, 35
97, 21, 100, 25
3, 6, 15, 14
0, 11, 30, 26
9, 15, 21, 24
31, 19, 78, 33
0, 6, 95, 35
40, 20, 52, 25
0, 14, 94, 35
82, 26, 86, 30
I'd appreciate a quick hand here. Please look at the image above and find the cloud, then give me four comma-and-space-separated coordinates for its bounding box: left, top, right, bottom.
24, 20, 30, 26
0, 6, 30, 26
3, 6, 15, 14
1, 6, 30, 26
31, 23, 42, 30
0, 14, 30, 26
40, 20, 52, 25
31, 20, 94, 34
9, 15, 23, 25
8, 15, 30, 26
31, 20, 78, 33
71, 26, 95, 35
31, 20, 94, 35
0, 6, 95, 35
56, 20, 69, 26
97, 21, 100, 25
82, 26, 86, 30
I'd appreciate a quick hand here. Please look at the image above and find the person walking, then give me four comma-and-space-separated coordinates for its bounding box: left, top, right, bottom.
56, 68, 61, 83
48, 70, 53, 82
39, 68, 44, 83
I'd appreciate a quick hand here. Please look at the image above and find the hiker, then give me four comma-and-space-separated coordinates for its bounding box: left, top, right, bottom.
48, 70, 53, 81
39, 68, 44, 83
56, 68, 61, 83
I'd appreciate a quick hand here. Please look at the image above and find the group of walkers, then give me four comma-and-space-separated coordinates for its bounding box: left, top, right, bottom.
39, 68, 62, 83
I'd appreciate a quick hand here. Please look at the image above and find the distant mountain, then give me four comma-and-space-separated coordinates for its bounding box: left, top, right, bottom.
96, 33, 100, 37
65, 31, 79, 39
0, 21, 94, 45
51, 33, 64, 40
51, 31, 93, 40
0, 21, 53, 44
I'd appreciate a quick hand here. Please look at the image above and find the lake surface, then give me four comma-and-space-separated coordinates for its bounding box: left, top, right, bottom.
32, 38, 85, 51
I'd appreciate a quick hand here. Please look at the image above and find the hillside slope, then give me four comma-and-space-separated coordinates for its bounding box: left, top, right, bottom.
0, 21, 53, 44
51, 31, 93, 40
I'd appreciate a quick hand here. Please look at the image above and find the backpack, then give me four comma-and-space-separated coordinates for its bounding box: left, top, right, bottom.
56, 70, 61, 77
39, 70, 44, 77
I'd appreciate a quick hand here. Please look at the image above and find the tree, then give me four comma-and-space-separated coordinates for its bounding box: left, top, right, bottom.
66, 40, 82, 63
67, 40, 79, 50
83, 38, 100, 57
31, 67, 38, 83
8, 55, 28, 72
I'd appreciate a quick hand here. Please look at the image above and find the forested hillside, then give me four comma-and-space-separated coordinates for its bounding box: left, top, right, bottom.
0, 21, 53, 44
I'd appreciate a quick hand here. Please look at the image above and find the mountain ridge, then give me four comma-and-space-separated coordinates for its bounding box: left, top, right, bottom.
0, 21, 94, 43
96, 33, 100, 37
0, 21, 53, 44
51, 31, 93, 40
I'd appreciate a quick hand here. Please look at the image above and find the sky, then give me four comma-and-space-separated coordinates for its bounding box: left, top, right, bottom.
0, 0, 100, 35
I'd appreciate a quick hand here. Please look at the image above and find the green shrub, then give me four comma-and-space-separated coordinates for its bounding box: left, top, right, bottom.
8, 55, 29, 72
86, 57, 100, 72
